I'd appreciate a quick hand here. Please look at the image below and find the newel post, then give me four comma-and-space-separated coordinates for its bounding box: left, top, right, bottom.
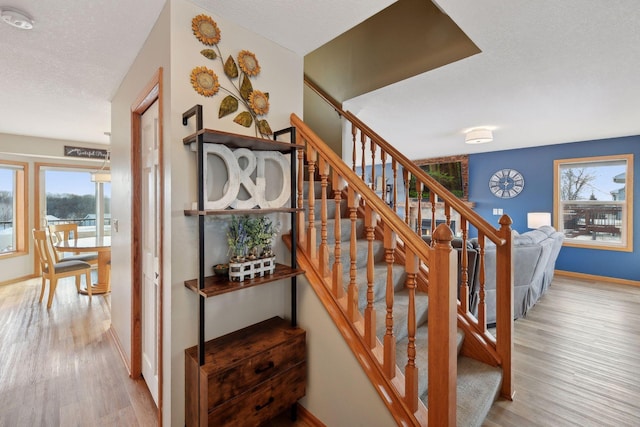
496, 214, 515, 400
428, 224, 457, 427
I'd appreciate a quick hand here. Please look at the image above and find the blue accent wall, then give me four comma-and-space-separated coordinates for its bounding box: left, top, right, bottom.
469, 135, 640, 281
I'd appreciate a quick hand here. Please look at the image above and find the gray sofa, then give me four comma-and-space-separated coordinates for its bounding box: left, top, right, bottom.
472, 225, 564, 325
422, 225, 563, 325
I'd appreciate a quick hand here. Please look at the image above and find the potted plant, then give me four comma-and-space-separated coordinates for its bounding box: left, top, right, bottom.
227, 215, 249, 262
258, 217, 279, 257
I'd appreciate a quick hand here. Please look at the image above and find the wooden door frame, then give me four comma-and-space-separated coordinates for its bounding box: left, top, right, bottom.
131, 67, 164, 424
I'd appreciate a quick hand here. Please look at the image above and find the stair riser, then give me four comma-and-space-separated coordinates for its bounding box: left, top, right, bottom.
304, 198, 347, 219
306, 218, 363, 245
327, 239, 385, 270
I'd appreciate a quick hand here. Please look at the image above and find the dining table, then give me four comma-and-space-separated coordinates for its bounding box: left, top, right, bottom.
55, 235, 111, 295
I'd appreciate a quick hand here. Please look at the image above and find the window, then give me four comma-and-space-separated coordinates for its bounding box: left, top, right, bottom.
0, 161, 28, 256
36, 165, 111, 239
554, 154, 633, 251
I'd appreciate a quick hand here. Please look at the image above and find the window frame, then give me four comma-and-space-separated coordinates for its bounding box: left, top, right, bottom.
0, 160, 28, 258
553, 153, 633, 252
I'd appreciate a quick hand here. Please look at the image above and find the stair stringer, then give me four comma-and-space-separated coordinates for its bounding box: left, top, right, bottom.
285, 234, 428, 426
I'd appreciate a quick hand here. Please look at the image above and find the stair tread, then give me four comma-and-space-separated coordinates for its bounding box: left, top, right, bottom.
374, 289, 429, 341
396, 327, 465, 398
342, 263, 406, 312
421, 356, 503, 427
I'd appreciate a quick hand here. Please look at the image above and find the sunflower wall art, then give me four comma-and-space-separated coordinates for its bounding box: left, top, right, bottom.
190, 14, 272, 137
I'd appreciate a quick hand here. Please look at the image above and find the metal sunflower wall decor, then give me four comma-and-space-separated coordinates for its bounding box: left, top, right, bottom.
190, 14, 272, 137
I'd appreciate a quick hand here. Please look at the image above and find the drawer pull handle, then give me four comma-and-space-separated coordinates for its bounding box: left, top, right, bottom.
255, 396, 275, 411
254, 361, 275, 374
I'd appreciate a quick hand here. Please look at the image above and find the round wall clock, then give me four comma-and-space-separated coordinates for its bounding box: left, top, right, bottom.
489, 168, 524, 198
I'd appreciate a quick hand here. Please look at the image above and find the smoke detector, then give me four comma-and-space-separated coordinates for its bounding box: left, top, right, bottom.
1, 7, 34, 30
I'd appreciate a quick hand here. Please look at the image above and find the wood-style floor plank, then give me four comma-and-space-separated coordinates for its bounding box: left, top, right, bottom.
485, 276, 640, 427
0, 277, 157, 427
4, 274, 637, 426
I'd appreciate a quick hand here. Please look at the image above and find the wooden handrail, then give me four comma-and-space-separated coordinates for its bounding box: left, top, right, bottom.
295, 80, 515, 420
303, 74, 345, 117
343, 111, 505, 245
291, 114, 430, 258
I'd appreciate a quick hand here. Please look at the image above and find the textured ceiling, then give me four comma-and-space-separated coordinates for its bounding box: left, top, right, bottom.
0, 0, 166, 144
0, 0, 639, 158
347, 0, 640, 158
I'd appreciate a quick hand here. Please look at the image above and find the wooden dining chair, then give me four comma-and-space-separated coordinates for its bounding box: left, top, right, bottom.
32, 229, 93, 308
48, 223, 98, 266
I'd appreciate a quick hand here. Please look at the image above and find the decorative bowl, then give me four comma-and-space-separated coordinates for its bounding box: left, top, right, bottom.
213, 263, 229, 276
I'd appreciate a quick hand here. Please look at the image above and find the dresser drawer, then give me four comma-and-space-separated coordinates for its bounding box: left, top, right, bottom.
206, 361, 306, 427
185, 317, 306, 427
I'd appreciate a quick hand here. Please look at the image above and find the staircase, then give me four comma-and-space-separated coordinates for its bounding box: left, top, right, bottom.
286, 111, 515, 426
303, 181, 502, 426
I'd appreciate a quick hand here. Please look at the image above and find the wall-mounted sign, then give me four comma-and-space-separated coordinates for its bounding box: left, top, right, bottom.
192, 143, 290, 210
64, 146, 109, 159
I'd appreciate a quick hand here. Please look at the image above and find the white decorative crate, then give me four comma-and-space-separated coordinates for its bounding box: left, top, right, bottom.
228, 256, 276, 282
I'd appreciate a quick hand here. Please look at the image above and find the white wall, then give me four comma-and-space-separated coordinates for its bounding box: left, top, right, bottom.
109, 0, 170, 424
297, 276, 397, 426
0, 133, 106, 283
113, 1, 395, 425
168, 1, 303, 425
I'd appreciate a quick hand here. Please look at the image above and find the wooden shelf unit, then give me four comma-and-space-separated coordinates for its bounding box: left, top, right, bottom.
182, 105, 305, 427
184, 207, 298, 216
184, 263, 304, 298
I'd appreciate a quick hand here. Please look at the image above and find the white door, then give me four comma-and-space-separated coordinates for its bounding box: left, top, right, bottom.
141, 100, 160, 405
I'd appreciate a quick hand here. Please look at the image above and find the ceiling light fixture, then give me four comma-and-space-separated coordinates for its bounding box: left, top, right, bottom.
465, 128, 493, 144
0, 7, 34, 30
91, 151, 111, 183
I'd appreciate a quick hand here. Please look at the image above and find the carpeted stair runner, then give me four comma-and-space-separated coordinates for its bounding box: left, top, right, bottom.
303, 181, 502, 426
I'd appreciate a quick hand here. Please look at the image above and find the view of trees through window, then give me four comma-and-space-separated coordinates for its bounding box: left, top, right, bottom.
44, 169, 111, 237
0, 167, 16, 253
555, 155, 632, 250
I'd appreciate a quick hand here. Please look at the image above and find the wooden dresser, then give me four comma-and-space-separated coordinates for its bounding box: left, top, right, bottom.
185, 316, 306, 427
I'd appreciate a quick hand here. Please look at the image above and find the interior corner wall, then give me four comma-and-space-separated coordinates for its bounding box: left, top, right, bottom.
468, 135, 640, 282
168, 1, 306, 425
109, 0, 171, 422
0, 134, 107, 283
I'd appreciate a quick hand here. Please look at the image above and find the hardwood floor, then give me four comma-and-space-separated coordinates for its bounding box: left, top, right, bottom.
0, 277, 157, 426
2, 274, 637, 426
485, 275, 640, 427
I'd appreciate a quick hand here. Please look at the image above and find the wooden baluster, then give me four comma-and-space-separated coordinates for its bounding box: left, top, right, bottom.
297, 147, 305, 247
351, 123, 357, 173
428, 224, 457, 426
318, 158, 330, 277
477, 231, 487, 331
332, 170, 344, 298
347, 186, 358, 321
392, 159, 398, 213
403, 169, 410, 225
306, 148, 317, 260
383, 224, 396, 378
459, 217, 469, 313
364, 205, 376, 349
370, 140, 376, 193
404, 249, 419, 412
445, 204, 451, 229
381, 150, 387, 204
430, 192, 436, 236
361, 132, 367, 183
417, 182, 423, 235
